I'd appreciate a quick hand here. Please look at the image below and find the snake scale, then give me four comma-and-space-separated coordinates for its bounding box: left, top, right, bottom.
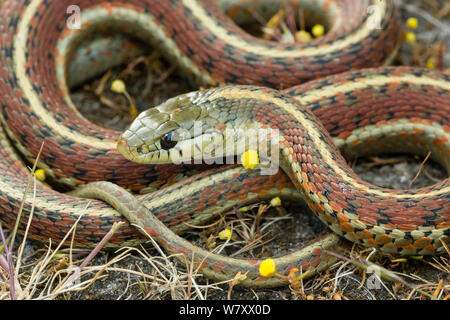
0, 0, 449, 287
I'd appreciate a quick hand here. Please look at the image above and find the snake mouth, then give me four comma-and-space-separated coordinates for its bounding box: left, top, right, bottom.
117, 138, 134, 161
116, 138, 151, 163
117, 137, 175, 164
116, 138, 149, 164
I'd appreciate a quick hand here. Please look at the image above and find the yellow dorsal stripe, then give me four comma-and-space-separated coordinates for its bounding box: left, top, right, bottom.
295, 75, 450, 104
207, 87, 450, 199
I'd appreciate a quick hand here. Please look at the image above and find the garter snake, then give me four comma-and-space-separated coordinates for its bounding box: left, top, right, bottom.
0, 0, 399, 191
103, 67, 449, 287
0, 0, 448, 287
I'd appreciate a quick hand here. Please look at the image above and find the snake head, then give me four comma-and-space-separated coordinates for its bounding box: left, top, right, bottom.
117, 91, 224, 164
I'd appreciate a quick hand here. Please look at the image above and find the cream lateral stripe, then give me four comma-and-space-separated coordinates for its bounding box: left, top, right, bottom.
0, 167, 223, 217
14, 0, 115, 150
144, 167, 245, 210
0, 162, 243, 218
0, 177, 117, 217
294, 75, 450, 104
207, 88, 450, 199
185, 0, 386, 58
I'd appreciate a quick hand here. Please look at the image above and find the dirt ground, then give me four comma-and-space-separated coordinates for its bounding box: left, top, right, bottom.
1, 0, 449, 300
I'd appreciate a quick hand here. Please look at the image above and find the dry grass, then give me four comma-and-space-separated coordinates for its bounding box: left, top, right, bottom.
1, 179, 449, 300
0, 194, 229, 300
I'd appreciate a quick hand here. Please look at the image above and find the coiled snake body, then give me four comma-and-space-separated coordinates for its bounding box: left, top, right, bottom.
0, 0, 449, 287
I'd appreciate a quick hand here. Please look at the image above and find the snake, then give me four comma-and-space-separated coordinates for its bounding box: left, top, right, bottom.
100, 66, 450, 286
75, 66, 450, 287
0, 0, 448, 287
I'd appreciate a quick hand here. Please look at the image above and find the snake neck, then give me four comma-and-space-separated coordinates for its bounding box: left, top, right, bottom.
189, 86, 450, 254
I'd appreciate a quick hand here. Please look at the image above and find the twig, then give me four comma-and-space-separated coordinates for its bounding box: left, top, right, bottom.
58, 222, 124, 291
409, 151, 431, 187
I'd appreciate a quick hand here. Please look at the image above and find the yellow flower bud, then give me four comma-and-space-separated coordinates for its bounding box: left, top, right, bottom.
406, 17, 418, 29
241, 150, 259, 169
270, 196, 281, 207
259, 258, 276, 277
405, 32, 416, 45
311, 24, 325, 38
111, 79, 126, 94
426, 57, 436, 70
218, 229, 231, 240
295, 30, 312, 43
35, 169, 46, 182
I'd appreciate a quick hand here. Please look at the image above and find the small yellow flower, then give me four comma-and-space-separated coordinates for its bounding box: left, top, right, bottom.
218, 229, 231, 240
110, 79, 138, 118
311, 24, 325, 38
405, 32, 416, 45
406, 17, 418, 29
426, 57, 436, 69
295, 30, 312, 43
270, 196, 281, 207
241, 150, 259, 169
111, 79, 126, 94
259, 258, 276, 277
34, 169, 46, 182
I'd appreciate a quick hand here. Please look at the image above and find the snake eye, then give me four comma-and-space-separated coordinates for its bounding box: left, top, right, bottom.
160, 132, 178, 150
